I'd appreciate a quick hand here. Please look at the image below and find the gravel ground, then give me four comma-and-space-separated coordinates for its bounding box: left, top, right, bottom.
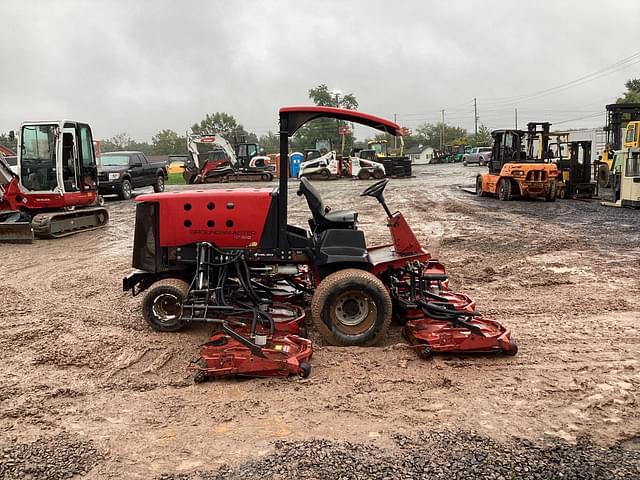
156, 431, 640, 480
0, 433, 102, 480
0, 163, 638, 478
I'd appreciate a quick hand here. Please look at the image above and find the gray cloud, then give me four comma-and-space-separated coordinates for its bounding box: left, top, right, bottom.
1, 0, 638, 141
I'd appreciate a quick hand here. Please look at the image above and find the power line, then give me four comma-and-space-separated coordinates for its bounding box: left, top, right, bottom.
478, 50, 640, 106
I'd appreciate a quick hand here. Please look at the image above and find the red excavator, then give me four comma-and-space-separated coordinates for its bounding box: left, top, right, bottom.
0, 121, 109, 243
123, 106, 516, 382
183, 132, 273, 183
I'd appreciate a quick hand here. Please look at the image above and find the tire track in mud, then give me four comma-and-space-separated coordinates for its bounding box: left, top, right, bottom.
1, 165, 640, 478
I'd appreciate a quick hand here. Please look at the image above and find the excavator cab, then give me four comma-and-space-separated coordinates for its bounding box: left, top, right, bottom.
235, 142, 259, 168
18, 122, 98, 195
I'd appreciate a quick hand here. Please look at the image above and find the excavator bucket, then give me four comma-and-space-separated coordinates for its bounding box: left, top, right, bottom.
0, 212, 34, 243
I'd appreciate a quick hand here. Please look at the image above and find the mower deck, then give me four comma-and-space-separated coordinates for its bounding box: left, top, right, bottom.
193, 330, 312, 381
404, 316, 516, 358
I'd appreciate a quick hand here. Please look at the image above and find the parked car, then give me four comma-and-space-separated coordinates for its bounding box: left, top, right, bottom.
463, 147, 492, 166
98, 151, 167, 200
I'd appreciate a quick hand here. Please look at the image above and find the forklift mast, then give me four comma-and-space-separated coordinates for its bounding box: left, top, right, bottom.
526, 122, 552, 160
605, 103, 640, 150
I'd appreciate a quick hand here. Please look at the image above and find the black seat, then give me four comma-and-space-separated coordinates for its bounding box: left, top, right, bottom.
297, 177, 357, 231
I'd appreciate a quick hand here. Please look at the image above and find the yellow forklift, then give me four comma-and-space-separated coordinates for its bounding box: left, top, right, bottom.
598, 103, 640, 188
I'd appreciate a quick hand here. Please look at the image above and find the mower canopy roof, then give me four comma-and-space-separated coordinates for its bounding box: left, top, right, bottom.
279, 106, 403, 137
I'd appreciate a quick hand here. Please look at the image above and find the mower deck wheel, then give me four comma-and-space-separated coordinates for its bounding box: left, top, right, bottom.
194, 371, 208, 383
299, 362, 312, 378
418, 345, 434, 360
311, 268, 392, 347
142, 278, 189, 332
501, 337, 518, 356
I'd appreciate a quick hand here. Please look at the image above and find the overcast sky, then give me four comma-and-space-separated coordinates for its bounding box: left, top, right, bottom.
1, 0, 639, 141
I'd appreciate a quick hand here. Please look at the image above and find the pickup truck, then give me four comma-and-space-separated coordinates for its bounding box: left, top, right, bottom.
462, 147, 492, 166
98, 151, 167, 200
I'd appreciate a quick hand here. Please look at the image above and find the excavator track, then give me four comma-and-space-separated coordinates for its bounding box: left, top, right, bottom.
204, 171, 274, 183
31, 207, 109, 239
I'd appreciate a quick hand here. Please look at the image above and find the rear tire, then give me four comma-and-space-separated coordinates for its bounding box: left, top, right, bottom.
142, 278, 189, 332
498, 178, 512, 201
558, 186, 567, 199
118, 179, 132, 200
311, 269, 392, 347
598, 163, 610, 189
320, 168, 330, 179
545, 181, 557, 202
358, 169, 369, 180
153, 175, 165, 193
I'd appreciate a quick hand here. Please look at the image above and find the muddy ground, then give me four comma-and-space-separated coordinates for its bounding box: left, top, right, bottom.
0, 163, 638, 478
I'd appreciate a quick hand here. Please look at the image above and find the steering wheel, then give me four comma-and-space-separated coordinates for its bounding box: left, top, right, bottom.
360, 178, 389, 198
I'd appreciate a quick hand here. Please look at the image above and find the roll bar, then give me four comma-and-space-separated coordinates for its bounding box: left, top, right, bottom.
277, 106, 402, 249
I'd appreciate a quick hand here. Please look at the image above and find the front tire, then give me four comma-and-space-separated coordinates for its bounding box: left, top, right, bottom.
311, 269, 392, 346
476, 175, 487, 197
142, 278, 189, 332
498, 178, 512, 201
373, 169, 385, 179
153, 175, 165, 193
118, 179, 132, 200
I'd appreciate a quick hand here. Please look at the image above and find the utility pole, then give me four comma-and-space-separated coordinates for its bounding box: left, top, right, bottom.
473, 97, 478, 137
394, 113, 397, 150
440, 109, 445, 149
515, 108, 518, 129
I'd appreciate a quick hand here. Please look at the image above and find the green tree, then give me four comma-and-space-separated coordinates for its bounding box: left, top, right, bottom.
470, 124, 492, 146
258, 131, 279, 154
100, 133, 153, 155
0, 132, 16, 153
617, 78, 640, 104
415, 122, 468, 148
291, 84, 359, 154
191, 112, 250, 141
152, 129, 187, 155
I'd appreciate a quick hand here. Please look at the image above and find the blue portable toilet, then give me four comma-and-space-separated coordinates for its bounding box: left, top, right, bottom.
290, 152, 304, 177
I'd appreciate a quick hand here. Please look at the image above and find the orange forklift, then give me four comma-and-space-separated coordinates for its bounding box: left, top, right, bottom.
476, 122, 558, 201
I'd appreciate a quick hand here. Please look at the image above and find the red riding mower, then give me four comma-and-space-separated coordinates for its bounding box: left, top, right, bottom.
123, 106, 516, 382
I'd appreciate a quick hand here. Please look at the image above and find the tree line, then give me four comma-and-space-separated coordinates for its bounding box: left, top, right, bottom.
2, 79, 639, 157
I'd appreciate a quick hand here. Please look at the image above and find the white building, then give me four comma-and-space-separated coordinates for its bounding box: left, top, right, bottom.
566, 128, 607, 162
406, 145, 435, 165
